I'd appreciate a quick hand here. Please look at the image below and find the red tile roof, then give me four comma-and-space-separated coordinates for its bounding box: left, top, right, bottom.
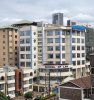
70, 76, 91, 88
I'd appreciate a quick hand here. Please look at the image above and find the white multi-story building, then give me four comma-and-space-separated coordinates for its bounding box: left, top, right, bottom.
42, 24, 86, 79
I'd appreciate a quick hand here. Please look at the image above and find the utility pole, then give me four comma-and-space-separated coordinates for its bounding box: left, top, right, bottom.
48, 69, 50, 95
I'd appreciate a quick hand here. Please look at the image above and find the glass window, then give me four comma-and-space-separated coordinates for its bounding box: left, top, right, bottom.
77, 46, 80, 50
72, 53, 76, 58
20, 47, 25, 51
26, 54, 30, 59
56, 54, 60, 58
82, 46, 85, 50
72, 38, 75, 43
82, 53, 85, 57
20, 62, 25, 66
47, 38, 53, 43
81, 39, 85, 43
26, 62, 31, 67
26, 30, 30, 36
20, 31, 24, 36
21, 54, 25, 59
55, 46, 60, 51
55, 30, 60, 35
72, 46, 75, 50
77, 38, 80, 43
77, 60, 80, 65
26, 38, 30, 43
62, 46, 65, 51
26, 46, 30, 51
48, 54, 53, 58
82, 60, 85, 65
47, 46, 53, 51
55, 38, 60, 43
77, 31, 80, 36
77, 53, 80, 58
56, 62, 60, 64
73, 61, 76, 65
20, 39, 24, 44
47, 31, 53, 36
62, 38, 65, 43
62, 31, 65, 35
62, 54, 65, 58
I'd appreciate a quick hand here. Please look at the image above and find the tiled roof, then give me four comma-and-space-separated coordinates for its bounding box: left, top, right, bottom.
70, 76, 91, 88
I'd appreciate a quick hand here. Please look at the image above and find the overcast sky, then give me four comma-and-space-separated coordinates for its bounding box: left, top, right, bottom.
0, 0, 94, 26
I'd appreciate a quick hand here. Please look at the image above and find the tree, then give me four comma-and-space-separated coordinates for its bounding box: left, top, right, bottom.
24, 91, 32, 100
0, 91, 8, 100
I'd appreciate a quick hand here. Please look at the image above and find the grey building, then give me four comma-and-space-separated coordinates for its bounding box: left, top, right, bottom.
52, 13, 63, 25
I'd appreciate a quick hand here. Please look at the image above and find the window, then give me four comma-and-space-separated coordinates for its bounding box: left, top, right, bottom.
34, 55, 36, 58
82, 53, 85, 57
55, 38, 60, 43
21, 54, 25, 59
77, 60, 80, 65
82, 46, 85, 50
3, 46, 5, 49
73, 61, 76, 65
20, 62, 25, 66
34, 47, 36, 50
34, 32, 36, 35
62, 31, 65, 35
72, 53, 76, 58
20, 39, 24, 44
26, 46, 30, 51
77, 46, 80, 50
47, 38, 53, 43
3, 29, 5, 32
3, 41, 5, 43
48, 54, 53, 58
82, 60, 85, 65
3, 52, 5, 55
55, 30, 60, 35
15, 35, 17, 38
77, 53, 80, 58
34, 63, 36, 66
15, 30, 17, 33
62, 54, 65, 58
56, 62, 60, 64
62, 38, 65, 43
26, 30, 30, 36
3, 35, 5, 38
15, 41, 17, 44
47, 46, 53, 51
34, 39, 36, 43
56, 54, 60, 58
47, 31, 53, 36
3, 58, 5, 61
72, 38, 75, 43
55, 46, 60, 51
26, 54, 30, 59
62, 46, 65, 51
77, 31, 80, 36
26, 38, 30, 43
77, 38, 80, 43
15, 47, 17, 50
26, 62, 31, 67
20, 47, 25, 51
81, 39, 85, 43
20, 31, 24, 36
72, 46, 75, 50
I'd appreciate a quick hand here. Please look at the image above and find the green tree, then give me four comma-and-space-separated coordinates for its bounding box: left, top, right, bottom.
24, 91, 32, 100
0, 91, 8, 100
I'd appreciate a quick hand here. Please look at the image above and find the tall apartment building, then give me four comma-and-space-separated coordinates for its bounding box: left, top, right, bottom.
42, 24, 86, 78
0, 26, 19, 67
52, 13, 63, 25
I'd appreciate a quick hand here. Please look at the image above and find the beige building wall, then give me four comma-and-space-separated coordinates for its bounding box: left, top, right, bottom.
0, 27, 19, 67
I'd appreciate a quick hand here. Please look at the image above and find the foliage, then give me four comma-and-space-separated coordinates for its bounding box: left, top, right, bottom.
24, 91, 32, 99
34, 93, 56, 100
0, 91, 8, 100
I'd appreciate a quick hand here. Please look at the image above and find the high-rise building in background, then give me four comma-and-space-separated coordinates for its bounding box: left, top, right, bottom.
0, 26, 19, 67
67, 20, 76, 26
52, 13, 63, 25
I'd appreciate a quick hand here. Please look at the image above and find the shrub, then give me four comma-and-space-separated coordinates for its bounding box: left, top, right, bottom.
24, 91, 32, 100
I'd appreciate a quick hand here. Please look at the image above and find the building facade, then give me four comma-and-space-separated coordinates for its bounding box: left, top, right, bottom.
42, 24, 86, 78
0, 26, 19, 67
